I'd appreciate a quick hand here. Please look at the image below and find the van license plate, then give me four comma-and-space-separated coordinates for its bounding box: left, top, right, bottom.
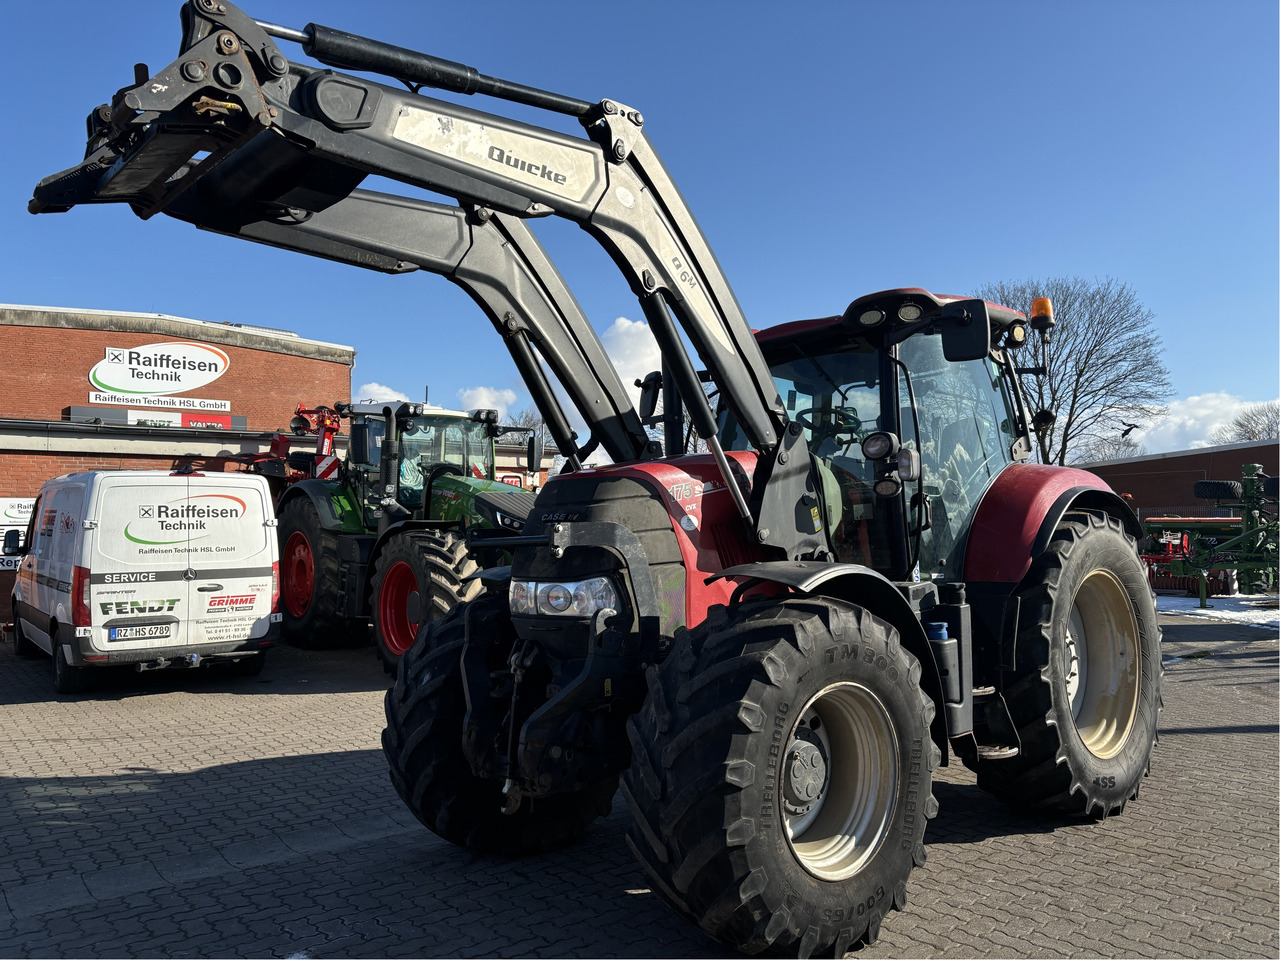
109, 624, 172, 640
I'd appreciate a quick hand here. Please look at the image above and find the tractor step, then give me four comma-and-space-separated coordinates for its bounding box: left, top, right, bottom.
976, 744, 1019, 759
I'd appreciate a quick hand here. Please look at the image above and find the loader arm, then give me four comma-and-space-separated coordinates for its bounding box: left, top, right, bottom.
161, 182, 655, 468
30, 0, 823, 560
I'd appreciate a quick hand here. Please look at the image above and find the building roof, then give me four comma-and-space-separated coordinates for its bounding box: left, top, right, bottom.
0, 303, 355, 365
1075, 437, 1279, 469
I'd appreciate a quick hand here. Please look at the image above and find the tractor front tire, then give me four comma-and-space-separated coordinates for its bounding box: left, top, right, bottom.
971, 511, 1162, 817
382, 595, 615, 854
623, 597, 938, 957
369, 531, 481, 676
277, 497, 360, 649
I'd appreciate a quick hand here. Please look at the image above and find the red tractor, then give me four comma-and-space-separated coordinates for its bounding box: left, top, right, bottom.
32, 5, 1161, 955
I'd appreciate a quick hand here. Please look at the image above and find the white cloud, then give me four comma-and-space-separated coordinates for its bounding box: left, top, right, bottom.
1132, 392, 1279, 453
352, 381, 413, 404
600, 315, 662, 408
458, 386, 518, 419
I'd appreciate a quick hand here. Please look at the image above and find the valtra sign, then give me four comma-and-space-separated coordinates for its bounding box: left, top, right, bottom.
88, 342, 230, 396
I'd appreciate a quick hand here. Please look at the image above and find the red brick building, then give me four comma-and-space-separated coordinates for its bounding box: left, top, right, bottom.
1, 303, 356, 596
1079, 439, 1278, 520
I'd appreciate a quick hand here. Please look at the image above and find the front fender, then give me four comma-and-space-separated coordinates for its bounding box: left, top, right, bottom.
717, 560, 949, 763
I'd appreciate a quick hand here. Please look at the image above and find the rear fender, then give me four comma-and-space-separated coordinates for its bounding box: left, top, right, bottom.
964, 463, 1140, 585
718, 560, 950, 764
277, 479, 350, 533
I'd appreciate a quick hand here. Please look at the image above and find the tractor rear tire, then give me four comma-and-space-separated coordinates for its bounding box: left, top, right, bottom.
969, 511, 1162, 817
370, 530, 481, 676
11, 606, 38, 658
277, 497, 361, 649
382, 595, 615, 854
622, 597, 938, 957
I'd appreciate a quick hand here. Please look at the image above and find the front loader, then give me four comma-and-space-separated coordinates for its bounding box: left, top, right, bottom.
32, 5, 1163, 955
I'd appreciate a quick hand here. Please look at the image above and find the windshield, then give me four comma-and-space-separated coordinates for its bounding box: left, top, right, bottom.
357, 415, 493, 509
721, 340, 893, 571
398, 417, 493, 506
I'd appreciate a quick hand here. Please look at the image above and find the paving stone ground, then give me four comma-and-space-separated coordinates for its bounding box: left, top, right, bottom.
0, 609, 1275, 958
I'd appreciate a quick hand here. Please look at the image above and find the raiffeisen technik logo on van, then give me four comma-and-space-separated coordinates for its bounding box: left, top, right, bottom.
125, 495, 247, 549
89, 342, 230, 396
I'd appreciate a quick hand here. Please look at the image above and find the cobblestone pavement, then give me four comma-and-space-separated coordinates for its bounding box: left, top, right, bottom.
0, 610, 1275, 959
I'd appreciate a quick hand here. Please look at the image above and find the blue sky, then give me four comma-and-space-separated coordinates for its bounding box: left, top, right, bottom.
2, 0, 1276, 453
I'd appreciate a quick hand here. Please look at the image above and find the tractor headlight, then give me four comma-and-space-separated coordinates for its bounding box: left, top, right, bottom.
494, 510, 524, 532
510, 576, 619, 618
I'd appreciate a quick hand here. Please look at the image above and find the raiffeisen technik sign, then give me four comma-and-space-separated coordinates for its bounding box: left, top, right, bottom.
88, 342, 233, 411
90, 342, 230, 394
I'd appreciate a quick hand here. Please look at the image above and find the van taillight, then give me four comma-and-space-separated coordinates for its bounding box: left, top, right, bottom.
72, 566, 92, 627
271, 561, 280, 613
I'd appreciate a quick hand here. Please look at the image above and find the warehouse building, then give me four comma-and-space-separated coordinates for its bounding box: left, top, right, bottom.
1078, 439, 1278, 520
0, 303, 355, 596
1, 304, 551, 600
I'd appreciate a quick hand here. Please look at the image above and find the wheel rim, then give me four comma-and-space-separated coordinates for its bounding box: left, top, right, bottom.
378, 561, 420, 656
282, 532, 315, 618
1066, 569, 1141, 759
782, 681, 898, 881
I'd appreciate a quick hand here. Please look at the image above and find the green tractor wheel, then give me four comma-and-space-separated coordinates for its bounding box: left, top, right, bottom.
369, 530, 481, 675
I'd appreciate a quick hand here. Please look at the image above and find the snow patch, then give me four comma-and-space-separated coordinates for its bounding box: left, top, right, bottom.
1156, 593, 1279, 630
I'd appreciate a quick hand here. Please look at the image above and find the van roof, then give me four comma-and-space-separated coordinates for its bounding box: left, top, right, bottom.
38, 470, 270, 487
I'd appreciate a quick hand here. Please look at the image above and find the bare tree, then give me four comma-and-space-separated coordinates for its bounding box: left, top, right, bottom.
497, 405, 544, 445
1208, 400, 1280, 444
973, 276, 1174, 465
1072, 434, 1149, 465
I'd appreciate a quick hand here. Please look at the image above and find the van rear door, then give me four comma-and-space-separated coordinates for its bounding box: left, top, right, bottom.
90, 474, 191, 651
186, 476, 276, 646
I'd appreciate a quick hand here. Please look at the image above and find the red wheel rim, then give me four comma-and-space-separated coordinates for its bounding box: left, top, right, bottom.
282, 531, 315, 618
378, 561, 420, 656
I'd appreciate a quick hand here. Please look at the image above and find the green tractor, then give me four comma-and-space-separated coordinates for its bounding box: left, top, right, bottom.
276, 400, 540, 672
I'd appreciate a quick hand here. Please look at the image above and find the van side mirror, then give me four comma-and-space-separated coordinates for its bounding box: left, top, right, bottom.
939, 299, 993, 362
348, 422, 371, 465
3, 528, 24, 556
526, 435, 544, 472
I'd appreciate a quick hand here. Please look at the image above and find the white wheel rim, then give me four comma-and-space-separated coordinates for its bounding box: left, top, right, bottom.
782, 681, 898, 881
1067, 569, 1141, 759
1066, 605, 1088, 718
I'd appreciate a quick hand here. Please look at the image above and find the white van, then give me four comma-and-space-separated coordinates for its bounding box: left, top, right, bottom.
5, 470, 281, 693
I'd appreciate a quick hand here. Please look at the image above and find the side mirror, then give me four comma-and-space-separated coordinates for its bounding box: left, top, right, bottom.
1032, 409, 1057, 433
635, 371, 662, 422
939, 299, 992, 362
526, 434, 544, 472
348, 421, 371, 465
3, 528, 24, 556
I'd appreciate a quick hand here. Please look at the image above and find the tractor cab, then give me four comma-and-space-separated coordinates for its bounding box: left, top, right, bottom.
723, 289, 1039, 582
344, 403, 501, 527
